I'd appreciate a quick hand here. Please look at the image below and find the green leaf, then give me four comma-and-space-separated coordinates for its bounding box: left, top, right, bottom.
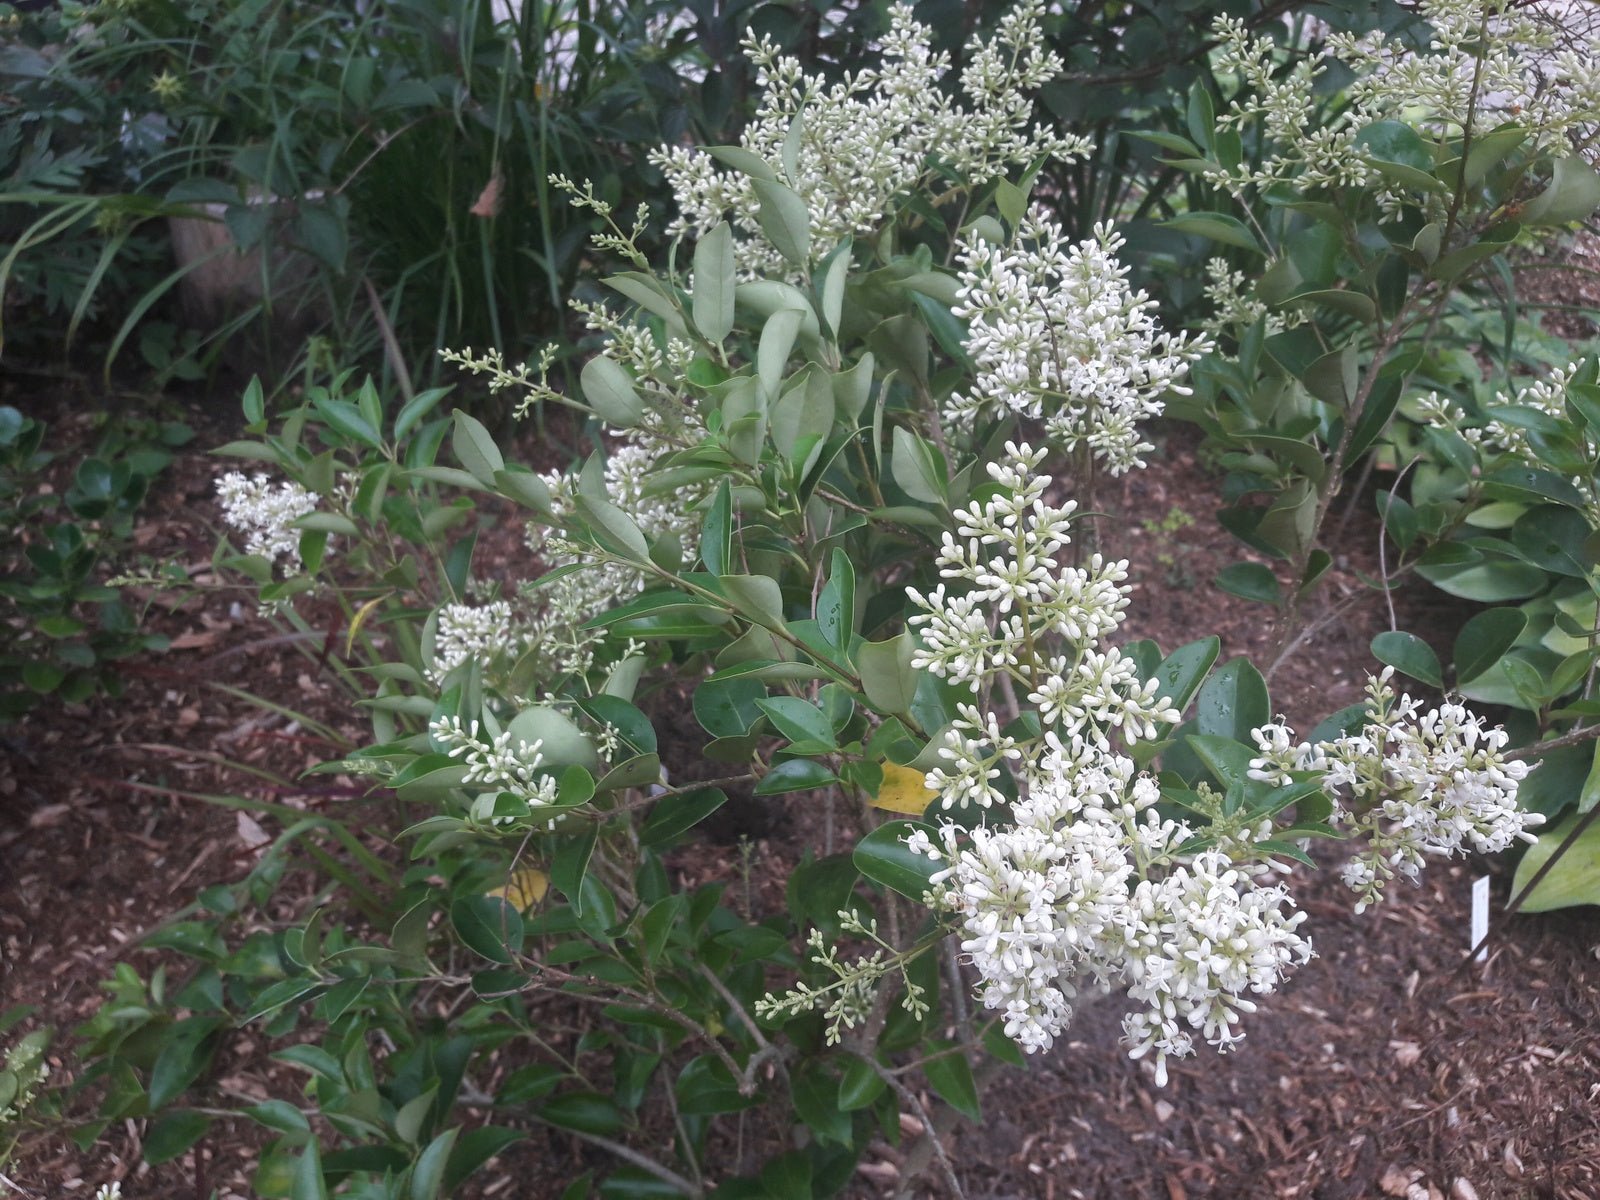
1523, 156, 1600, 225
450, 411, 503, 487
1354, 120, 1444, 193
643, 793, 732, 851
853, 820, 938, 899
1453, 608, 1527, 683
701, 481, 732, 577
755, 759, 838, 796
720, 574, 786, 627
578, 695, 656, 756
551, 829, 598, 915
1512, 506, 1593, 577
449, 897, 523, 964
1128, 129, 1203, 157
1482, 466, 1587, 509
1194, 658, 1270, 742
1187, 734, 1258, 787
410, 1127, 460, 1200
576, 490, 650, 561
1511, 810, 1600, 912
752, 178, 812, 266
395, 388, 447, 441
1289, 289, 1377, 324
817, 548, 856, 655
1215, 562, 1280, 604
145, 1109, 211, 1165
149, 1016, 221, 1109
1160, 212, 1261, 253
757, 697, 837, 748
858, 632, 917, 714
540, 1093, 625, 1137
1152, 637, 1220, 713
314, 398, 382, 449
707, 145, 778, 181
771, 368, 833, 469
759, 308, 804, 402
891, 426, 944, 505
922, 1041, 980, 1120
1415, 557, 1548, 602
580, 357, 644, 428
694, 675, 766, 737
507, 705, 598, 772
494, 466, 552, 514
1371, 631, 1443, 688
292, 1141, 330, 1200
1582, 742, 1600, 816
443, 1127, 525, 1194
792, 1060, 852, 1146
838, 1055, 886, 1111
692, 221, 736, 344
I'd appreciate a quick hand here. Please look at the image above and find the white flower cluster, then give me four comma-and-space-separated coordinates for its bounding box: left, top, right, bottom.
901, 442, 1307, 1080
430, 600, 524, 685
907, 442, 1179, 809
95, 1185, 123, 1200
1330, 0, 1600, 158
430, 715, 561, 821
1213, 3, 1600, 191
1200, 256, 1302, 339
527, 439, 707, 679
919, 738, 1311, 1084
1249, 668, 1540, 913
653, 1, 1087, 276
945, 215, 1208, 475
215, 471, 318, 573
1417, 361, 1599, 520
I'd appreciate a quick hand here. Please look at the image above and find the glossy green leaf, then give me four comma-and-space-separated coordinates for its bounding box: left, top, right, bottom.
1511, 810, 1600, 912
837, 1055, 886, 1111
755, 759, 838, 795
1371, 631, 1443, 688
643, 790, 732, 857
1151, 637, 1220, 712
1453, 608, 1527, 683
1194, 658, 1270, 742
853, 820, 938, 899
449, 897, 523, 964
1215, 562, 1280, 604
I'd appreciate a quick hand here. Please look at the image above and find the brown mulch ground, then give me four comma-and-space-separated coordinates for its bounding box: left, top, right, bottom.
2, 370, 1598, 1200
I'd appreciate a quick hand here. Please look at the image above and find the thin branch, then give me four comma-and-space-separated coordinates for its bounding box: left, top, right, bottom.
873, 1059, 967, 1200
528, 1114, 703, 1198
1506, 723, 1600, 762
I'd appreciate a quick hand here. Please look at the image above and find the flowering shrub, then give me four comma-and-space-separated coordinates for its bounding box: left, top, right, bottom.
56, 2, 1600, 1195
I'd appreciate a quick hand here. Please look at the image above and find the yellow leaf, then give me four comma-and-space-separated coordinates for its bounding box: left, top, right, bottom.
487, 867, 549, 913
346, 592, 391, 658
871, 761, 936, 815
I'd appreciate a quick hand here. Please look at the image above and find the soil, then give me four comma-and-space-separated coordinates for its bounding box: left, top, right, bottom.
2, 366, 1598, 1200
